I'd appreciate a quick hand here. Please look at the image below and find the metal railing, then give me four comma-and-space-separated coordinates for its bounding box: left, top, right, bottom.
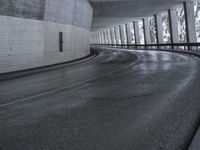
91, 43, 200, 51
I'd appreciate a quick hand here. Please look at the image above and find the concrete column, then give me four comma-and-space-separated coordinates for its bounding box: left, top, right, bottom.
90, 34, 92, 44
119, 25, 124, 45
133, 21, 140, 45
114, 27, 120, 45
92, 34, 94, 44
124, 23, 129, 45
103, 30, 106, 44
119, 24, 127, 45
105, 29, 109, 44
109, 28, 112, 44
107, 29, 112, 44
99, 31, 102, 44
155, 14, 164, 44
100, 30, 104, 44
168, 8, 179, 44
91, 34, 93, 44
94, 33, 96, 44
110, 28, 114, 44
111, 27, 116, 44
100, 32, 103, 44
143, 18, 151, 44
95, 33, 99, 44
125, 23, 132, 45
97, 32, 100, 44
184, 1, 197, 43
103, 29, 108, 44
124, 24, 128, 45
113, 27, 117, 44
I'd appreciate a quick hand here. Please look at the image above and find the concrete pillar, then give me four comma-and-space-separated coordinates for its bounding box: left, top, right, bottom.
120, 24, 128, 45
105, 29, 108, 44
155, 14, 164, 44
102, 30, 106, 44
111, 27, 116, 44
100, 30, 104, 44
105, 29, 109, 44
119, 25, 124, 45
95, 32, 98, 44
93, 33, 96, 44
184, 1, 197, 43
110, 28, 114, 45
90, 34, 92, 44
104, 29, 108, 44
143, 18, 151, 44
100, 32, 103, 44
114, 27, 120, 45
124, 23, 129, 45
92, 34, 94, 44
107, 29, 112, 44
99, 31, 101, 44
103, 29, 108, 44
168, 8, 179, 44
97, 32, 100, 44
125, 23, 132, 45
133, 21, 140, 45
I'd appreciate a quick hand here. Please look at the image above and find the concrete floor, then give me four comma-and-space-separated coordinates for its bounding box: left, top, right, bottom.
0, 48, 200, 150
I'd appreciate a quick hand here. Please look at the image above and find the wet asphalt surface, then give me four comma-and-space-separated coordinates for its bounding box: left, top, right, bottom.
1, 47, 200, 150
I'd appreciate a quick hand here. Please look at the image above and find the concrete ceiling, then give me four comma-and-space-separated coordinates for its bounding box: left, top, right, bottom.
88, 0, 188, 31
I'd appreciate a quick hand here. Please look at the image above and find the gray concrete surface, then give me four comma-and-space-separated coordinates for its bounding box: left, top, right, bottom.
89, 0, 186, 30
0, 0, 46, 20
1, 48, 200, 150
0, 16, 91, 74
0, 0, 92, 74
0, 0, 92, 29
189, 126, 200, 150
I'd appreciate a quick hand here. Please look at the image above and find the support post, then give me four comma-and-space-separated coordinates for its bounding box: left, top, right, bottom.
168, 8, 179, 48
184, 1, 197, 44
108, 28, 112, 44
97, 32, 100, 44
95, 32, 99, 44
155, 14, 164, 45
125, 23, 132, 45
106, 29, 111, 44
133, 21, 140, 46
94, 33, 97, 44
98, 32, 101, 44
112, 27, 117, 45
119, 25, 124, 45
110, 28, 115, 45
101, 31, 104, 44
114, 27, 120, 45
103, 29, 108, 44
143, 18, 151, 45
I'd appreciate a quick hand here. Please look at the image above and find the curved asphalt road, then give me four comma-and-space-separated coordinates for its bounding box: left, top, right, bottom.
0, 47, 200, 150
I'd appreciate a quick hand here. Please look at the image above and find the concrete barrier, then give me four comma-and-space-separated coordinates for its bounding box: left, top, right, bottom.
0, 0, 93, 74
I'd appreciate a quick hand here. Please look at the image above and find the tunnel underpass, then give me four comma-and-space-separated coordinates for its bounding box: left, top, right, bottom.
1, 0, 200, 150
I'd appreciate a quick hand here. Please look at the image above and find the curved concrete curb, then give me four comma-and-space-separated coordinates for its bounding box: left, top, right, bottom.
0, 50, 98, 81
140, 48, 200, 58
93, 45, 200, 58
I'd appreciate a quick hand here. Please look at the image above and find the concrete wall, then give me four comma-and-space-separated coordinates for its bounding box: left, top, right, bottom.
0, 0, 92, 74
44, 0, 92, 29
0, 0, 93, 30
0, 0, 46, 20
